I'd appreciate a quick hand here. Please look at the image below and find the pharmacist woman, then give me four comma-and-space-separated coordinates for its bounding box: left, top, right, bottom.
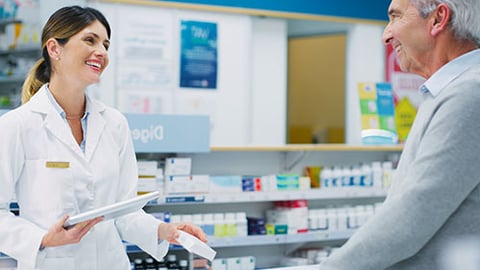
0, 5, 206, 270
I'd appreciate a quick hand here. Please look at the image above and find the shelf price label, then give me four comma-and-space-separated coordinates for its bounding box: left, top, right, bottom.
165, 195, 205, 204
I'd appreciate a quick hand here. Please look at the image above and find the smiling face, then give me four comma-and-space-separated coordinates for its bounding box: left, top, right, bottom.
49, 20, 110, 89
382, 0, 434, 77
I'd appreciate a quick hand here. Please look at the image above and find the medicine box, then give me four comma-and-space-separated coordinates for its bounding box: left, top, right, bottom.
164, 157, 192, 176
240, 256, 255, 270
137, 160, 159, 194
165, 175, 209, 194
226, 257, 241, 270
211, 258, 227, 270
137, 160, 158, 178
276, 174, 300, 190
209, 175, 243, 193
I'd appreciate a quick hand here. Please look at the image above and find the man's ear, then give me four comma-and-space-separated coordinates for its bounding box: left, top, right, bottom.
45, 38, 62, 60
431, 3, 451, 36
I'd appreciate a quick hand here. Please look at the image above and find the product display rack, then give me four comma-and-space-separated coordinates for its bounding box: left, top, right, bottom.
136, 144, 402, 268
0, 18, 40, 110
0, 45, 40, 110
0, 19, 21, 30
194, 230, 356, 248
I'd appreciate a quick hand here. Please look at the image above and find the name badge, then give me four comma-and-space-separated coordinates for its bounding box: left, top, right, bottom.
45, 161, 70, 169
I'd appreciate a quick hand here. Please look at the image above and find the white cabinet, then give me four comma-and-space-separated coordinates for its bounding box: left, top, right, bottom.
136, 144, 402, 268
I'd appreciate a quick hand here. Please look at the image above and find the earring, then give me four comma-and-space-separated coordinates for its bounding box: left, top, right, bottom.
55, 57, 59, 61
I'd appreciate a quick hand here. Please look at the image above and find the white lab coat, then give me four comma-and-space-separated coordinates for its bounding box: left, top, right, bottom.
0, 85, 168, 270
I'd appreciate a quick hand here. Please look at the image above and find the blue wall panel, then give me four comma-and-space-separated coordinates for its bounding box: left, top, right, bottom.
156, 0, 390, 22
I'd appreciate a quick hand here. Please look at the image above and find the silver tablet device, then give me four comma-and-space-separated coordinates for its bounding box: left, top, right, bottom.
64, 191, 160, 229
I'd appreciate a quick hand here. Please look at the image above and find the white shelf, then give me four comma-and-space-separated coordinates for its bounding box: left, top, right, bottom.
9, 187, 386, 211
210, 144, 403, 152
157, 187, 387, 205
1, 231, 353, 258
0, 47, 39, 56
125, 229, 355, 253
5, 228, 351, 261
0, 19, 21, 31
0, 76, 24, 84
207, 230, 355, 248
264, 264, 321, 270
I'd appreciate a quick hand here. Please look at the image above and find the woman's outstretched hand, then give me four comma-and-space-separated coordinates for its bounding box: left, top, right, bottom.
157, 222, 207, 245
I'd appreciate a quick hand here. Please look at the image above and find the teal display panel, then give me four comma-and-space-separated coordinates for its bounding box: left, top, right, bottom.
155, 0, 389, 22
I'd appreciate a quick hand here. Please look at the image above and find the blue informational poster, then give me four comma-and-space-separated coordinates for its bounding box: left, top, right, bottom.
179, 20, 218, 89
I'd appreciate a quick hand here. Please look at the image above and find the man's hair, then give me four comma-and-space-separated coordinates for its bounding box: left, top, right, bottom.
410, 0, 480, 45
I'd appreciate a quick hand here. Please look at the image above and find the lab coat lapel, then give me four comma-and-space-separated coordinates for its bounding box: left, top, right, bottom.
44, 111, 84, 156
29, 86, 84, 157
84, 97, 106, 162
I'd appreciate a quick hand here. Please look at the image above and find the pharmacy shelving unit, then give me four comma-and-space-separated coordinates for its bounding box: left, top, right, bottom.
137, 144, 403, 268
0, 46, 40, 109
0, 19, 41, 109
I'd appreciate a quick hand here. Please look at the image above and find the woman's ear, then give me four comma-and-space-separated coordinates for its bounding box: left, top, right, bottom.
45, 38, 62, 61
431, 3, 451, 36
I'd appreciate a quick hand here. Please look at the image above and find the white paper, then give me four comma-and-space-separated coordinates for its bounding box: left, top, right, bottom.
177, 231, 216, 261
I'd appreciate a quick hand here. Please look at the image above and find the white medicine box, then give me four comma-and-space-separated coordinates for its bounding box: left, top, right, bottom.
137, 160, 159, 194
137, 160, 158, 178
165, 157, 192, 176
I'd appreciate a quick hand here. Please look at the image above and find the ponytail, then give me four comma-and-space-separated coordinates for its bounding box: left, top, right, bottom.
21, 49, 51, 104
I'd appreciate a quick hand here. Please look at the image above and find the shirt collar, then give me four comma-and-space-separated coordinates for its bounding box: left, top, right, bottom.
45, 84, 90, 120
421, 49, 480, 96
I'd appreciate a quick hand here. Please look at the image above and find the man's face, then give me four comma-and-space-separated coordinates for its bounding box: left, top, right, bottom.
382, 0, 434, 77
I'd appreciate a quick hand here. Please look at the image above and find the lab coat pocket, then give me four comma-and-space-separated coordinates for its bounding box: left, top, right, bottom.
40, 257, 74, 270
20, 159, 76, 224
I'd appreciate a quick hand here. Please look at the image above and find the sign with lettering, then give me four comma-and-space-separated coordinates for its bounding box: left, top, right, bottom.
125, 114, 210, 153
